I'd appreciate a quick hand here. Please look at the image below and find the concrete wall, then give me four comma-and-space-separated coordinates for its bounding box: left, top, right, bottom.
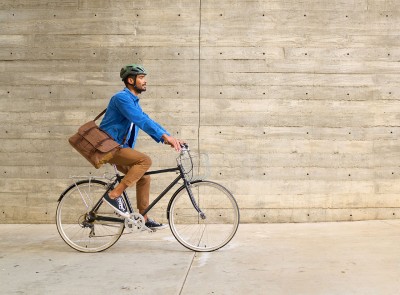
1, 0, 399, 223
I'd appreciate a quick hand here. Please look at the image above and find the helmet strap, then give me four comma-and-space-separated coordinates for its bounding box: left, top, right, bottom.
132, 77, 143, 94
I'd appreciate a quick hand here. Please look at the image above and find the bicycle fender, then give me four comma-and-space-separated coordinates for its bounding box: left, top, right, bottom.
57, 179, 108, 202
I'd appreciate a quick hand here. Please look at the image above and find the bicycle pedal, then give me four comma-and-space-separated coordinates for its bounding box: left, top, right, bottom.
142, 226, 154, 233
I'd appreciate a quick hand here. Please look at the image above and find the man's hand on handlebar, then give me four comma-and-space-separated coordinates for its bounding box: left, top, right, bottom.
162, 134, 186, 152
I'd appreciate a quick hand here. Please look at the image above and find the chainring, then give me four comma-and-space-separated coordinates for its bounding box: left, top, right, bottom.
125, 213, 145, 231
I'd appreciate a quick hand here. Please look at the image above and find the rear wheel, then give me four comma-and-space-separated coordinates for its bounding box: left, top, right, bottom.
168, 181, 240, 252
56, 180, 124, 253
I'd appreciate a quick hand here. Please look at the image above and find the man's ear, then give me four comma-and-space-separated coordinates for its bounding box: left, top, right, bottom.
127, 77, 135, 85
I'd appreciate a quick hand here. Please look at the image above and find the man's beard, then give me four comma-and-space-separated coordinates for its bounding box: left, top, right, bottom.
135, 86, 146, 94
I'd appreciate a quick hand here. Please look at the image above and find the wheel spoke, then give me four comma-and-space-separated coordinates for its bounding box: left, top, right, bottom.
169, 181, 239, 252
56, 180, 125, 253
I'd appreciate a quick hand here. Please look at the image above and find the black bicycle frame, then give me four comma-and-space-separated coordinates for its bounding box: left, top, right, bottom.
90, 164, 204, 223
141, 167, 181, 216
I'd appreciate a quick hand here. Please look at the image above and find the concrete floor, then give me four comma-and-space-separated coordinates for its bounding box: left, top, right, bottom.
1, 220, 400, 295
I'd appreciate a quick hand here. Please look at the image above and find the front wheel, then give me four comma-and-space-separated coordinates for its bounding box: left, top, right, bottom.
56, 179, 125, 253
168, 181, 240, 252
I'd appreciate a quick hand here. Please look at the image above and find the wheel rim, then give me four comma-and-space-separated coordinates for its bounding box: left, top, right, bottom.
169, 181, 239, 252
56, 181, 124, 252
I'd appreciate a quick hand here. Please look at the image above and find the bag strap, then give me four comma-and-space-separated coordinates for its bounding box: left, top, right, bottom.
94, 109, 107, 121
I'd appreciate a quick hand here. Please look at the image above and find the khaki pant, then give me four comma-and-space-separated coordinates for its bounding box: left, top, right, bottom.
107, 148, 152, 212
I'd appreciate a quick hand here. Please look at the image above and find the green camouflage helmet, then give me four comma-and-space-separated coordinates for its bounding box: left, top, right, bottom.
120, 64, 147, 81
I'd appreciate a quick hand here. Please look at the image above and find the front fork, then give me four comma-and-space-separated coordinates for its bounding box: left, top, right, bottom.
184, 180, 206, 220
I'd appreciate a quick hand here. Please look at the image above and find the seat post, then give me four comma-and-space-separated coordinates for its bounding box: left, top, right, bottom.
112, 164, 119, 175
110, 164, 124, 182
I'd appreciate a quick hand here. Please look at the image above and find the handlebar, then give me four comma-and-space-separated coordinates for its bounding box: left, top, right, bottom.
180, 143, 189, 150
179, 143, 190, 155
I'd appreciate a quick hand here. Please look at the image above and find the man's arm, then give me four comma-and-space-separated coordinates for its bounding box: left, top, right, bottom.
115, 94, 167, 143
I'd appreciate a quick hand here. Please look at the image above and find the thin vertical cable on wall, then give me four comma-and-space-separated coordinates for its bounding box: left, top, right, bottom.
197, 0, 202, 153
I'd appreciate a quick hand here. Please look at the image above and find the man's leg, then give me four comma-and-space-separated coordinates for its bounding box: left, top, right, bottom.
136, 173, 167, 229
136, 175, 151, 216
105, 148, 166, 228
109, 148, 151, 198
107, 149, 152, 218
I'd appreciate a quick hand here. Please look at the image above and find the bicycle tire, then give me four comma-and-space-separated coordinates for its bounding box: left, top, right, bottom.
56, 179, 125, 253
168, 180, 240, 252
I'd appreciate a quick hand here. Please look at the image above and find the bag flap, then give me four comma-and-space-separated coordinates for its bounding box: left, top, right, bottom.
77, 121, 120, 152
96, 139, 120, 152
77, 121, 97, 135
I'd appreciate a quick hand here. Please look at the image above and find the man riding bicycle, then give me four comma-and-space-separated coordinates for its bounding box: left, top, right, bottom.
99, 64, 184, 229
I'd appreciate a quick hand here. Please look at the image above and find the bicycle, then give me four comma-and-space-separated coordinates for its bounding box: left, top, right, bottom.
56, 145, 240, 253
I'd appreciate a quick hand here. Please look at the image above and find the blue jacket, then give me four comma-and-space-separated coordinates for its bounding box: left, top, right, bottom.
99, 88, 169, 148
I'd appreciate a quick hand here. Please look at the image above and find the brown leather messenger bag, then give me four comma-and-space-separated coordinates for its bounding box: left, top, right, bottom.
68, 109, 120, 169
